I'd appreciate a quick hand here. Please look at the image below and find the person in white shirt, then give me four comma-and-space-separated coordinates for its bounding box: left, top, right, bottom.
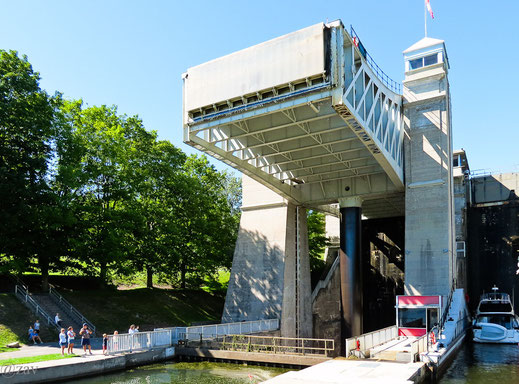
55, 313, 62, 327
128, 324, 136, 334
59, 328, 67, 356
67, 327, 75, 355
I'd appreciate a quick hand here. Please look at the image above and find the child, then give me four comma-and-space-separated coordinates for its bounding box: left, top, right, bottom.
59, 328, 67, 355
67, 326, 75, 355
102, 333, 108, 355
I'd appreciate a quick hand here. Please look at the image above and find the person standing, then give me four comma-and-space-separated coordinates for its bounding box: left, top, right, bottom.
102, 333, 108, 355
59, 328, 67, 355
67, 326, 75, 355
79, 323, 92, 355
34, 319, 40, 335
55, 313, 62, 327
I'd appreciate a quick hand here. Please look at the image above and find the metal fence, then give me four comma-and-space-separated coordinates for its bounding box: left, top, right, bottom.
350, 25, 402, 94
217, 334, 335, 357
14, 285, 59, 330
345, 325, 397, 357
107, 329, 173, 354
410, 334, 428, 361
158, 318, 280, 343
108, 319, 280, 354
49, 285, 96, 334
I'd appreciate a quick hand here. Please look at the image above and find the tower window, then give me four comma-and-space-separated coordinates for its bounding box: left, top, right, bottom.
409, 53, 439, 70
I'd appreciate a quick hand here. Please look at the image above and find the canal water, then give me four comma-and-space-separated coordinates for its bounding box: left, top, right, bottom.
64, 361, 289, 384
440, 341, 519, 384
63, 342, 519, 384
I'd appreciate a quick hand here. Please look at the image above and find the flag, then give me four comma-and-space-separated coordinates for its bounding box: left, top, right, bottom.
426, 0, 434, 19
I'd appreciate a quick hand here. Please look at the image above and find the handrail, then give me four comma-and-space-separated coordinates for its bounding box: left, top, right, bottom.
156, 318, 280, 342
107, 329, 173, 354
345, 325, 398, 357
14, 285, 59, 331
49, 285, 96, 334
311, 255, 340, 302
218, 334, 335, 357
410, 334, 428, 361
349, 25, 402, 94
8, 274, 28, 291
439, 284, 455, 332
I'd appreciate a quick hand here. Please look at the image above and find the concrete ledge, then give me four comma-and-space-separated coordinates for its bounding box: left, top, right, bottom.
175, 347, 331, 367
3, 347, 175, 384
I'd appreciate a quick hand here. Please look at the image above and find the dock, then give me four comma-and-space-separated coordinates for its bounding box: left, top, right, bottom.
262, 359, 428, 384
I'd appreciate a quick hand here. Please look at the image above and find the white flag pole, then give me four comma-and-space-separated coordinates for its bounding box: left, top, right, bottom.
424, 0, 428, 37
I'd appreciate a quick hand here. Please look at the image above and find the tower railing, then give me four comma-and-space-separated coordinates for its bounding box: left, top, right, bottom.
350, 25, 402, 94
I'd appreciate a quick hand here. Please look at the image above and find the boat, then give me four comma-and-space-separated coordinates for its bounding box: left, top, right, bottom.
473, 286, 519, 343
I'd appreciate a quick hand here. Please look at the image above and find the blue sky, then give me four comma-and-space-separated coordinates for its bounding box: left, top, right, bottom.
1, 0, 518, 174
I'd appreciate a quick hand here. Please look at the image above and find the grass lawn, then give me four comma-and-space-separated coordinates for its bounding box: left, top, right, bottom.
0, 353, 77, 366
0, 294, 57, 353
62, 288, 225, 335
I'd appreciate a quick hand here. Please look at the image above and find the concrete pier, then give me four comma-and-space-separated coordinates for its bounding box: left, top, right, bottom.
262, 359, 428, 384
339, 196, 363, 339
222, 176, 312, 338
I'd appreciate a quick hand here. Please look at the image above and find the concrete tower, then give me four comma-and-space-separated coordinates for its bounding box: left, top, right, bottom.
222, 175, 313, 338
403, 38, 455, 297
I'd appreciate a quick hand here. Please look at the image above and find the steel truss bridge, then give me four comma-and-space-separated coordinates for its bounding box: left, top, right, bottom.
183, 21, 404, 218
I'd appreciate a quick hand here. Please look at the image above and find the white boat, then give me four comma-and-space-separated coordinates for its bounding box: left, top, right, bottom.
473, 286, 519, 343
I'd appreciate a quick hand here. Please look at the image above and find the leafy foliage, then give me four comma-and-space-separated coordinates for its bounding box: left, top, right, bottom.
0, 52, 241, 290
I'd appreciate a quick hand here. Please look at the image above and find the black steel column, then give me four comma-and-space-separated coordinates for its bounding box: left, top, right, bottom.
339, 204, 363, 341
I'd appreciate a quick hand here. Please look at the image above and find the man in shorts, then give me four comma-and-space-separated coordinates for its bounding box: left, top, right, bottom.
79, 323, 93, 355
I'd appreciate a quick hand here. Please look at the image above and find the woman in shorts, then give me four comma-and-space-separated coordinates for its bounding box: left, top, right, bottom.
59, 328, 67, 355
67, 326, 75, 355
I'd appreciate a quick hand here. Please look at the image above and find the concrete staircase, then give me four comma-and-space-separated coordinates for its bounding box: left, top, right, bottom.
31, 294, 84, 334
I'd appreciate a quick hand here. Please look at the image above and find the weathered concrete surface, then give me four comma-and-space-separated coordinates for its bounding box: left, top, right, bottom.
403, 41, 454, 298
0, 347, 175, 384
262, 359, 428, 384
471, 172, 519, 204
175, 347, 330, 367
311, 260, 342, 356
222, 176, 312, 338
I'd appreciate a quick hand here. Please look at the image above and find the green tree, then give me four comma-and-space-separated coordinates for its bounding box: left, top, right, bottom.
0, 50, 58, 287
307, 210, 329, 274
61, 101, 157, 284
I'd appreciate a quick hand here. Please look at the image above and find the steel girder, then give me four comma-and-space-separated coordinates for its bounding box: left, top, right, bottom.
183, 21, 404, 217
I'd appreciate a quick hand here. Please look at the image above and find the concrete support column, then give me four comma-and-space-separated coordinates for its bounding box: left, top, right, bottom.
338, 197, 363, 339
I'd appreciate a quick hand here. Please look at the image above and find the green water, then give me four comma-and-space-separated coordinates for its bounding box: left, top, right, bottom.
440, 342, 519, 384
64, 361, 289, 384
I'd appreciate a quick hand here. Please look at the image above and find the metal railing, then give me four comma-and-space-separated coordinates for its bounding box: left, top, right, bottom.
158, 318, 280, 343
350, 25, 402, 94
107, 329, 173, 354
311, 255, 340, 302
14, 285, 59, 330
410, 334, 428, 362
345, 325, 397, 357
216, 334, 334, 357
49, 285, 96, 334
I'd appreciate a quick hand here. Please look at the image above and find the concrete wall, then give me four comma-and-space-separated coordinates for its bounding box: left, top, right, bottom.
471, 173, 519, 204
312, 263, 342, 356
403, 54, 455, 297
222, 176, 312, 338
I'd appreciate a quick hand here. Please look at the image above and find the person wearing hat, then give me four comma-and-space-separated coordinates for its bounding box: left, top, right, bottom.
79, 323, 93, 355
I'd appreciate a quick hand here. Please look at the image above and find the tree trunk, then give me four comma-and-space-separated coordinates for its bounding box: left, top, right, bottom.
39, 255, 49, 292
146, 267, 153, 288
100, 262, 107, 286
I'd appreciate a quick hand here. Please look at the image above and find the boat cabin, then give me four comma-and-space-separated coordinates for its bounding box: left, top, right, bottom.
396, 295, 443, 337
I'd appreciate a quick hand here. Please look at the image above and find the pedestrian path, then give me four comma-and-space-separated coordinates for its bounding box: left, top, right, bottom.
0, 338, 103, 360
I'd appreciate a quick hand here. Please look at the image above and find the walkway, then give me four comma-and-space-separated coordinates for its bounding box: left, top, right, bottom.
0, 338, 103, 360
262, 359, 427, 384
